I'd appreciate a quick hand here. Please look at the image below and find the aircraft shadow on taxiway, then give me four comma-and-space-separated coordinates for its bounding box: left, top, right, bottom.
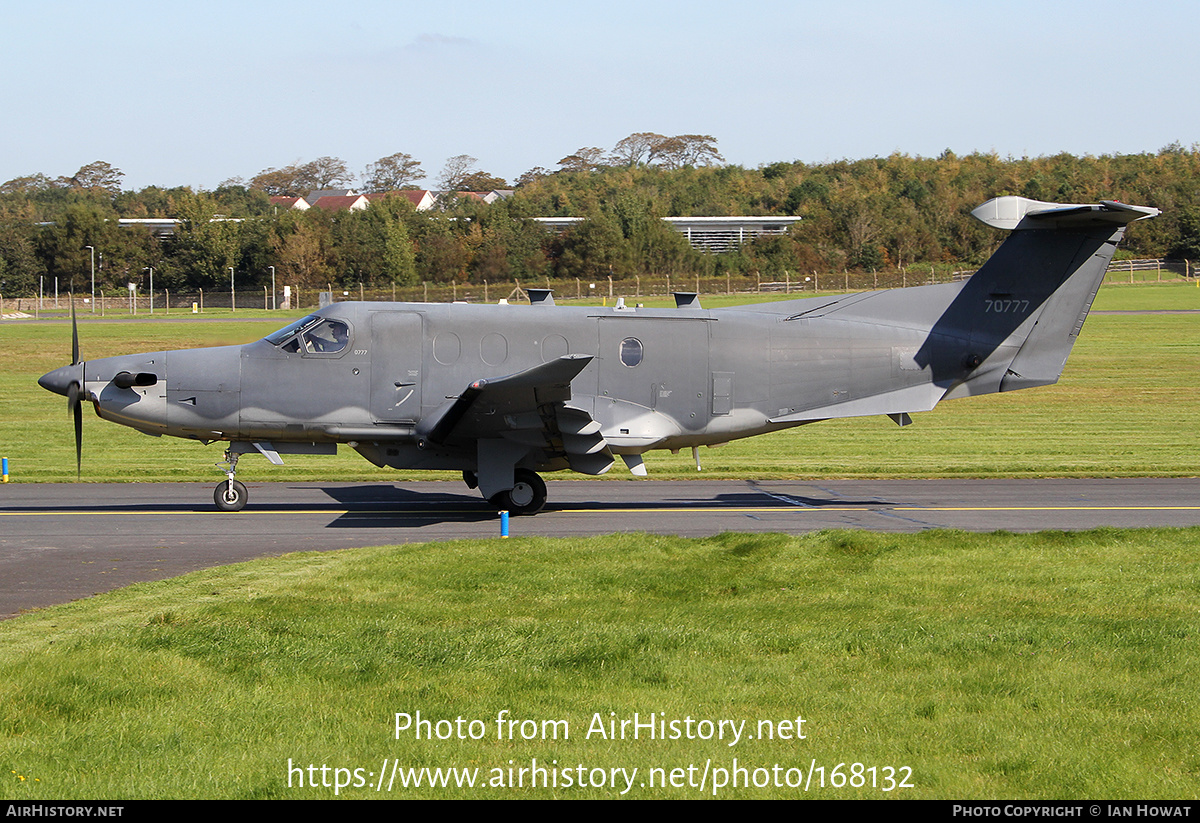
317, 484, 891, 511
0, 484, 890, 528
319, 484, 893, 530
319, 484, 499, 528
706, 491, 889, 509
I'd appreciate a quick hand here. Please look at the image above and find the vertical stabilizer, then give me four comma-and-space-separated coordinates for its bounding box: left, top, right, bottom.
930, 197, 1159, 392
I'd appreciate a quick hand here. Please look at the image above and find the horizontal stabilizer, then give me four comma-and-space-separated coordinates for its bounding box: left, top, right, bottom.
972, 196, 1160, 231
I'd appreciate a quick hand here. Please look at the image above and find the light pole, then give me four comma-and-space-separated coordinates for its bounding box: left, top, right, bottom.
84, 245, 95, 312
269, 265, 276, 310
230, 267, 235, 312
145, 267, 154, 314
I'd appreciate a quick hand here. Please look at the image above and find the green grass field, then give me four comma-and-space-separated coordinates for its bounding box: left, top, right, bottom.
1, 529, 1198, 799
1, 283, 1198, 800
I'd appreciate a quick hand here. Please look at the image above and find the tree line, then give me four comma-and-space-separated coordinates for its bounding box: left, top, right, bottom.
1, 140, 1198, 297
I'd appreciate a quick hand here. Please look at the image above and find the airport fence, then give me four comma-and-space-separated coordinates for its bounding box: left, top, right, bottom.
1101, 257, 1193, 284
4, 257, 1195, 316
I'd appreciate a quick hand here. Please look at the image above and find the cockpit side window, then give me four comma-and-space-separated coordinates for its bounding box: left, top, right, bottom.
267, 315, 351, 355
301, 319, 350, 354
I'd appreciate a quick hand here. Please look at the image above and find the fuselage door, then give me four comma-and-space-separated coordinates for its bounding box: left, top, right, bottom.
370, 311, 423, 423
597, 316, 710, 433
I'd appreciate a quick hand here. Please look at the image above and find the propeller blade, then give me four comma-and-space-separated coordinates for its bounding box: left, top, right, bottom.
68, 293, 82, 478
66, 380, 82, 480
71, 294, 80, 365
73, 386, 82, 480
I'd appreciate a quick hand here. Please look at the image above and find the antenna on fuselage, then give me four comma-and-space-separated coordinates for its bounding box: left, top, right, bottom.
528, 289, 556, 306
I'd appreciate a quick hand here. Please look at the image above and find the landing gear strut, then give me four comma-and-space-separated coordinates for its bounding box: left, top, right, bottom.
214, 449, 247, 512
487, 468, 547, 516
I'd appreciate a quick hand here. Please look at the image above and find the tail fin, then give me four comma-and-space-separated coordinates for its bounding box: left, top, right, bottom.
926, 197, 1159, 394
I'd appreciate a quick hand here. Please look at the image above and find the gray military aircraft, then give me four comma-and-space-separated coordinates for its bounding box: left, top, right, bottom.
39, 196, 1158, 514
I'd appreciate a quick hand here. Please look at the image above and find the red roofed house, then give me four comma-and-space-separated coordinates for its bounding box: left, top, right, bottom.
269, 195, 309, 211
310, 194, 370, 212
365, 190, 435, 211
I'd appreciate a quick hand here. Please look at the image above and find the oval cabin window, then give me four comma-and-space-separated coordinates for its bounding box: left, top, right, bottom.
619, 337, 643, 368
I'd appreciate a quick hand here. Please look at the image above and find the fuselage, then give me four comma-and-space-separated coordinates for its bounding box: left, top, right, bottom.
40, 285, 993, 477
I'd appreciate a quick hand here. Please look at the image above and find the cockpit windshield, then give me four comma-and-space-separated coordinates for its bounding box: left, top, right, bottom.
265, 314, 323, 345
266, 315, 351, 354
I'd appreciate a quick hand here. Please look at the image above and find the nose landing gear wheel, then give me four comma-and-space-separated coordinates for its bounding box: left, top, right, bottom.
488, 469, 547, 515
214, 479, 248, 512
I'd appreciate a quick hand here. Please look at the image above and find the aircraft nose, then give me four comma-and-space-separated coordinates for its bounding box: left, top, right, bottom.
39, 363, 83, 397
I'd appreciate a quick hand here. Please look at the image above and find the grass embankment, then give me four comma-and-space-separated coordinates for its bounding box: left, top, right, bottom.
3, 283, 1198, 483
1, 528, 1197, 799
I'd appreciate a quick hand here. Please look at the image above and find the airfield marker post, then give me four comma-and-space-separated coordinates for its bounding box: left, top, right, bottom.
85, 245, 95, 312
500, 510, 509, 538
2, 457, 8, 482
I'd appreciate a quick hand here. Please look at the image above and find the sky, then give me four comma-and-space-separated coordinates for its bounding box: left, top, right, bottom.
3, 0, 1197, 192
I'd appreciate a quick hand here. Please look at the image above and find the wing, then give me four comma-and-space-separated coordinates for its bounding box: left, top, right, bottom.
414, 354, 613, 476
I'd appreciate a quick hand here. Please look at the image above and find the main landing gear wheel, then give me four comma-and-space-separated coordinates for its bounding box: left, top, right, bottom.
489, 468, 547, 516
214, 479, 248, 512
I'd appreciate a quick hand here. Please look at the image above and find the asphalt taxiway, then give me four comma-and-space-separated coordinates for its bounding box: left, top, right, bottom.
2, 478, 1198, 617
